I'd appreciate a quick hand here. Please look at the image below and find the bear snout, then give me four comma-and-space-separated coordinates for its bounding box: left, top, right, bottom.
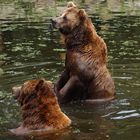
12, 86, 21, 99
51, 19, 58, 28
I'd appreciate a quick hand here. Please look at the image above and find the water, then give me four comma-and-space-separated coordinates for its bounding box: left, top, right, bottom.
0, 0, 140, 140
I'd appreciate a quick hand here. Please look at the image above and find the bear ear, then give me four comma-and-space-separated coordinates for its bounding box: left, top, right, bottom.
78, 9, 87, 20
67, 1, 76, 8
35, 79, 45, 91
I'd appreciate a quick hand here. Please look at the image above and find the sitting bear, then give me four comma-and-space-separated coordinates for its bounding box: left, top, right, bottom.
11, 79, 71, 135
52, 2, 116, 103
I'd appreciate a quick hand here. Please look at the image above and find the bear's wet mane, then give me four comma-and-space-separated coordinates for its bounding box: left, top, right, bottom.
64, 17, 97, 50
18, 84, 61, 130
21, 97, 48, 129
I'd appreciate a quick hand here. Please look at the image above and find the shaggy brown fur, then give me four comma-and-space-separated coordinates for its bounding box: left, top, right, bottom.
11, 79, 71, 135
52, 2, 115, 103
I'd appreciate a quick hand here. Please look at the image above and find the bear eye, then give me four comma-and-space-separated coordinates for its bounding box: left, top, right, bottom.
63, 15, 67, 20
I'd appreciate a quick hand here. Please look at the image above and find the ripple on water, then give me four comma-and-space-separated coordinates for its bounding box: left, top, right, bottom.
111, 112, 140, 120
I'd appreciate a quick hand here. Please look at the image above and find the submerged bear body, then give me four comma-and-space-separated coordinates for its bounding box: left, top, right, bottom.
11, 79, 71, 135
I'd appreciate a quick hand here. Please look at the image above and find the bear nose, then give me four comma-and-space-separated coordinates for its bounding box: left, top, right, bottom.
12, 86, 21, 99
51, 19, 56, 25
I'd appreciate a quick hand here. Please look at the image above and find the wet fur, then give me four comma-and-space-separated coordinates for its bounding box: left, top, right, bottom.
11, 79, 71, 135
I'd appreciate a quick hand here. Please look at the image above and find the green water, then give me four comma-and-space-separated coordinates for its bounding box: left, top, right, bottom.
0, 0, 140, 140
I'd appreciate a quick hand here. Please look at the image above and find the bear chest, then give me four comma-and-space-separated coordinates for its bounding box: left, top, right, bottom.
66, 51, 94, 80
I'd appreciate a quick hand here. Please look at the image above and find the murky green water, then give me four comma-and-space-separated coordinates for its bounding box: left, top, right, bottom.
0, 0, 140, 140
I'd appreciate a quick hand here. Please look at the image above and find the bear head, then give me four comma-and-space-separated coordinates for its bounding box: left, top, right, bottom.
12, 79, 53, 106
51, 2, 87, 35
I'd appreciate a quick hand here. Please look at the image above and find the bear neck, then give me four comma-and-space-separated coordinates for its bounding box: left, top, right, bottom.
21, 95, 66, 129
64, 19, 97, 50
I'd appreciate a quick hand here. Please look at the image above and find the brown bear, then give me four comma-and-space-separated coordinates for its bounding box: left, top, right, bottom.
52, 2, 116, 103
11, 79, 71, 135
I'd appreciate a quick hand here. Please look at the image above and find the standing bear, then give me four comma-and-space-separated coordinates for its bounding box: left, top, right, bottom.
52, 2, 116, 103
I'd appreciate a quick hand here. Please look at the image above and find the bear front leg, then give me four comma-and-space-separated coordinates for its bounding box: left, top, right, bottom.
54, 70, 70, 94
59, 75, 80, 99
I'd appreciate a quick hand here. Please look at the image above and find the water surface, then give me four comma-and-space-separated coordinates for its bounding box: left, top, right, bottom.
0, 0, 140, 140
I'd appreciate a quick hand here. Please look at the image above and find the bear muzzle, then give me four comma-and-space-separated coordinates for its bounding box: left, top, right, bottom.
12, 86, 21, 99
51, 19, 60, 29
